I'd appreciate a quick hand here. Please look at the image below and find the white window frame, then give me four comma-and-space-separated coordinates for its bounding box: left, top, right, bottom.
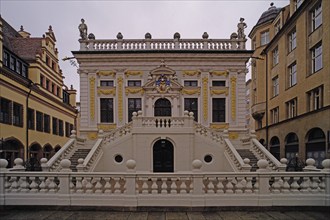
272, 47, 279, 66
272, 76, 279, 97
311, 43, 322, 73
311, 2, 322, 31
286, 98, 297, 119
307, 86, 323, 111
260, 31, 269, 46
271, 107, 279, 124
288, 29, 297, 52
288, 62, 297, 87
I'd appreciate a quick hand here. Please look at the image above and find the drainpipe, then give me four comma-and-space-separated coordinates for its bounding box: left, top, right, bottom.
25, 82, 33, 162
264, 52, 269, 150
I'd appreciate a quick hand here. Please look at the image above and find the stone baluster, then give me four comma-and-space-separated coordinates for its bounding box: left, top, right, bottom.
170, 178, 177, 194
310, 177, 320, 193
226, 177, 234, 194
94, 177, 103, 194
151, 178, 158, 194
290, 177, 300, 193
271, 177, 282, 194
245, 177, 253, 194
85, 177, 93, 193
161, 178, 167, 194
235, 177, 244, 194
113, 177, 121, 194
20, 176, 29, 193
300, 176, 311, 193
141, 178, 149, 194
282, 177, 290, 193
75, 177, 84, 193
29, 176, 39, 193
103, 177, 111, 193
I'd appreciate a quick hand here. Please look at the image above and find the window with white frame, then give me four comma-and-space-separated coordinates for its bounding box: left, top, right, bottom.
311, 2, 322, 31
307, 86, 323, 111
286, 98, 297, 119
260, 31, 269, 46
271, 107, 279, 124
288, 29, 296, 52
272, 76, 279, 97
272, 47, 279, 66
288, 62, 297, 87
311, 42, 322, 73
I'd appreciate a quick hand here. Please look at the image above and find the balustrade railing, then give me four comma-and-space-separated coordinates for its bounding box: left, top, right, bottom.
47, 138, 76, 172
80, 38, 245, 51
224, 138, 251, 172
1, 161, 329, 207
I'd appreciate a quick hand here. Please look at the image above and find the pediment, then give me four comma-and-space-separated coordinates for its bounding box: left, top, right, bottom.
143, 62, 182, 93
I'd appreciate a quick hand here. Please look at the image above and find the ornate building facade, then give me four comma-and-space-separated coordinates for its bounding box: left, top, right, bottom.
249, 0, 330, 167
0, 17, 77, 168
70, 18, 255, 172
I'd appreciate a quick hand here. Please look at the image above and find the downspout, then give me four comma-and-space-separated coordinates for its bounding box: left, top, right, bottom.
25, 82, 33, 162
264, 52, 269, 150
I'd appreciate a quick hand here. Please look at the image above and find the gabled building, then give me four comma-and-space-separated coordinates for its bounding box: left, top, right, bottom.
0, 17, 77, 168
249, 0, 330, 167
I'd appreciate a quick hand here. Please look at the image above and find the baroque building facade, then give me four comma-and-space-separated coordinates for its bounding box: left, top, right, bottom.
0, 17, 77, 168
70, 18, 255, 172
249, 0, 330, 167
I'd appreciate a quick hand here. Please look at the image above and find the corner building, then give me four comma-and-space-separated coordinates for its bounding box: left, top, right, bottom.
0, 17, 77, 167
249, 0, 330, 167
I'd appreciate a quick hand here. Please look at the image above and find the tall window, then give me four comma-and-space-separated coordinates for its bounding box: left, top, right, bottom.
36, 111, 43, 132
184, 98, 198, 121
311, 2, 322, 31
65, 122, 70, 137
63, 91, 70, 104
27, 108, 35, 130
3, 51, 9, 67
100, 80, 114, 87
288, 62, 297, 87
311, 42, 322, 73
260, 31, 269, 46
10, 56, 16, 71
271, 107, 279, 124
16, 61, 22, 75
272, 47, 279, 66
307, 86, 323, 111
100, 98, 114, 123
286, 98, 297, 119
43, 114, 50, 133
59, 120, 64, 136
52, 117, 58, 135
13, 102, 23, 127
128, 98, 141, 122
272, 76, 279, 97
288, 29, 297, 52
0, 98, 11, 124
46, 79, 50, 90
212, 98, 225, 122
184, 80, 198, 87
40, 75, 44, 87
127, 80, 141, 87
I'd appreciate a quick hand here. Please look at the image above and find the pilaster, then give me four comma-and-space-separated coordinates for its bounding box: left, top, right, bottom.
200, 71, 209, 127
116, 70, 125, 127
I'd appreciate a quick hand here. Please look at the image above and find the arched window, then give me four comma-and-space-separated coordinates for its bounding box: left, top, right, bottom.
285, 133, 299, 162
29, 143, 42, 160
154, 98, 171, 116
0, 138, 24, 168
306, 128, 325, 168
270, 136, 280, 160
43, 144, 53, 160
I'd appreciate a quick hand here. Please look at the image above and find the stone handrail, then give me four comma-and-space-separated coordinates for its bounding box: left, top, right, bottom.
46, 138, 75, 171
79, 38, 246, 51
102, 122, 133, 144
194, 123, 223, 143
251, 138, 286, 171
82, 138, 103, 171
1, 159, 329, 207
224, 138, 251, 172
141, 117, 185, 128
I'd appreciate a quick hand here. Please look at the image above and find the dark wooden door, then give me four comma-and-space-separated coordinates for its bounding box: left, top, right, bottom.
154, 98, 171, 116
153, 139, 174, 172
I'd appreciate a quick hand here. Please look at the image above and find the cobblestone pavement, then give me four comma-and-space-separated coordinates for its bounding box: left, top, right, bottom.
1, 209, 329, 220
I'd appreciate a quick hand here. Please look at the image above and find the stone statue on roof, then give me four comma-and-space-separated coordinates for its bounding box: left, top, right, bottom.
79, 18, 88, 40
237, 17, 247, 39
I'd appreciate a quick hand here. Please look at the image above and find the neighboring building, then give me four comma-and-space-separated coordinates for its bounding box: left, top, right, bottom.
249, 0, 330, 167
245, 79, 254, 131
0, 17, 77, 168
70, 19, 254, 172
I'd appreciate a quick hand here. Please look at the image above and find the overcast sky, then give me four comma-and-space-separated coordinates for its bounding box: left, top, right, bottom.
1, 0, 289, 101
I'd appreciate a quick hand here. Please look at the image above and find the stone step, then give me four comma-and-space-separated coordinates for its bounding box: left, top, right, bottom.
236, 149, 259, 172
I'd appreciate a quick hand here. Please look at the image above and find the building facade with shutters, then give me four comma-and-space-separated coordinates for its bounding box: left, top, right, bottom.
0, 17, 77, 168
249, 0, 330, 167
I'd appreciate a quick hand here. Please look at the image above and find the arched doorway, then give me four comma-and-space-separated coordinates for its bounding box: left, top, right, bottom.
285, 133, 299, 162
154, 98, 171, 116
153, 139, 174, 172
306, 128, 325, 168
29, 143, 42, 160
270, 136, 280, 160
0, 138, 24, 168
43, 144, 53, 160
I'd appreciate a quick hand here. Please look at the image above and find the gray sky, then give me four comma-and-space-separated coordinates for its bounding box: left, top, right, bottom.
1, 0, 289, 101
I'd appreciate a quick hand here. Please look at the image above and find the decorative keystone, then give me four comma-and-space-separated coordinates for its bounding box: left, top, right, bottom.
192, 159, 202, 170
60, 159, 72, 172
257, 159, 269, 172
0, 159, 8, 171
126, 159, 136, 170
321, 159, 330, 172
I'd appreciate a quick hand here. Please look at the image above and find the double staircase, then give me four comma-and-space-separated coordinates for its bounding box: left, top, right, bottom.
236, 149, 259, 171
